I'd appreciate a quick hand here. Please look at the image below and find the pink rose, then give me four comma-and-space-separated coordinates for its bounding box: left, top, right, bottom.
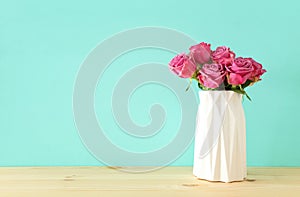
169, 53, 196, 78
198, 63, 226, 89
212, 46, 235, 65
246, 58, 266, 82
189, 42, 211, 64
226, 57, 254, 85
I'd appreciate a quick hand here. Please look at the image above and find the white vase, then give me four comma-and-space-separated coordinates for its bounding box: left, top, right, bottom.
193, 91, 247, 183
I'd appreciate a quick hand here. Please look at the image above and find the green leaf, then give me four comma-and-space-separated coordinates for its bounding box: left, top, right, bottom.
238, 85, 252, 101
245, 92, 252, 101
242, 79, 253, 89
228, 85, 252, 101
197, 82, 205, 90
185, 78, 192, 92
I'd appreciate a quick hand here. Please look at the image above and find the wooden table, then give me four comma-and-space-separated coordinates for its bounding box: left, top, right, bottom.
0, 167, 299, 196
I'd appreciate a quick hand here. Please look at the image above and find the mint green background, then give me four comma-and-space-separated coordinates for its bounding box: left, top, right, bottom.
1, 0, 300, 166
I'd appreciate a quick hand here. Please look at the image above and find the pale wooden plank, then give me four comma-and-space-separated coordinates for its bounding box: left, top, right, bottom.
0, 167, 299, 197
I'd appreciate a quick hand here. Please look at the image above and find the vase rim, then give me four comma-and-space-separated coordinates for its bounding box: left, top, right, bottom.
199, 90, 237, 92
198, 90, 242, 96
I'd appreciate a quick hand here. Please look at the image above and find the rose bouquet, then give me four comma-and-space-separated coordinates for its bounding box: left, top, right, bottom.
169, 42, 266, 100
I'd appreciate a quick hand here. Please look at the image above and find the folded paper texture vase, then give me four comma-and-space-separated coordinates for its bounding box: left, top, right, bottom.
193, 91, 247, 183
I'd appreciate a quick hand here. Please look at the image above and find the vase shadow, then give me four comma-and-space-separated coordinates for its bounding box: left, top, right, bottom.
194, 176, 256, 183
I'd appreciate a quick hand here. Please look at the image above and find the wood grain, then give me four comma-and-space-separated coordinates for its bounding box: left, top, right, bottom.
0, 167, 299, 197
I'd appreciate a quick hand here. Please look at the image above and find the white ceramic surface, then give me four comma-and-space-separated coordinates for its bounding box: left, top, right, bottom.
193, 91, 247, 182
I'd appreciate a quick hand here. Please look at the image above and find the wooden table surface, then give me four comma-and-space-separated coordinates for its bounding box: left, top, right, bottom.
0, 166, 299, 197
